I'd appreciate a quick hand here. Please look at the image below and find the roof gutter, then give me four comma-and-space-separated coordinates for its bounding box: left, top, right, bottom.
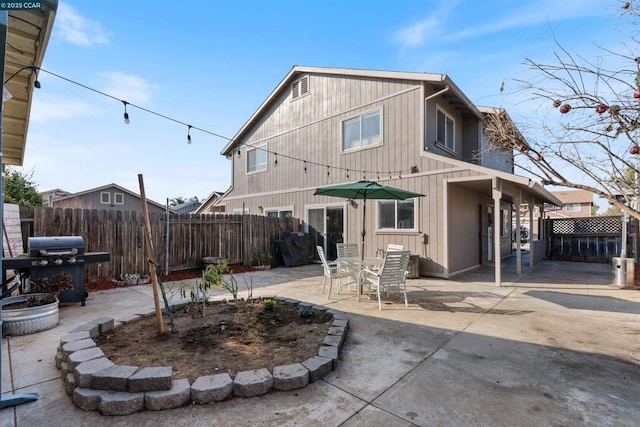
425, 85, 449, 101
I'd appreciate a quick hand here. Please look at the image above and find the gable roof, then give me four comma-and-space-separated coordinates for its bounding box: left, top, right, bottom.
552, 190, 594, 205
53, 183, 167, 210
220, 65, 483, 156
194, 190, 227, 214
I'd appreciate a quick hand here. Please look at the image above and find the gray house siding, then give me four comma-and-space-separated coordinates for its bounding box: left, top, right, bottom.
233, 74, 422, 197
219, 68, 531, 278
448, 185, 483, 274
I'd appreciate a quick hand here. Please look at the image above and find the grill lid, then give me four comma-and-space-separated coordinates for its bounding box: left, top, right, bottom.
28, 236, 85, 257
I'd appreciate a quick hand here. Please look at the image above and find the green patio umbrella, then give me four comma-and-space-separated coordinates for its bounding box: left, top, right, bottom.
313, 180, 425, 260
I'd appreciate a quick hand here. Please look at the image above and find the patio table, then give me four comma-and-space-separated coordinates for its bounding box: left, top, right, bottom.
337, 257, 382, 301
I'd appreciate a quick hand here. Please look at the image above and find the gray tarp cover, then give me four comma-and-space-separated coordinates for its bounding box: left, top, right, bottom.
278, 232, 312, 267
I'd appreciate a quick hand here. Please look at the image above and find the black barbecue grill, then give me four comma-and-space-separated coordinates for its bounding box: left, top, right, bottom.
2, 236, 109, 306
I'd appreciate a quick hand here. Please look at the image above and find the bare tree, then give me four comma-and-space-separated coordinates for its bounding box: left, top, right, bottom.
484, 2, 640, 219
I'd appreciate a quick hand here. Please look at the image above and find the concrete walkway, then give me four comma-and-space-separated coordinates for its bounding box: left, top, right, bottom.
2, 258, 640, 426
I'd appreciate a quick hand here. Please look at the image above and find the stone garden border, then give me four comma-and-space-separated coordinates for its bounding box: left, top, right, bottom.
55, 297, 348, 416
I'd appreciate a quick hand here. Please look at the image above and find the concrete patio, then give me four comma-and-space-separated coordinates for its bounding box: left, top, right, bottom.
2, 258, 640, 426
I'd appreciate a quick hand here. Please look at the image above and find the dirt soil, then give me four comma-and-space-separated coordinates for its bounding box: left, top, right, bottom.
85, 266, 259, 292
94, 299, 332, 382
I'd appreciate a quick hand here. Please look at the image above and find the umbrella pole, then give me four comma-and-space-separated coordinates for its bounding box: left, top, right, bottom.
361, 199, 366, 260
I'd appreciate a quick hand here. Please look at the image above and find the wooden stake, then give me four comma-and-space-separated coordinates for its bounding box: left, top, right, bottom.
138, 174, 164, 333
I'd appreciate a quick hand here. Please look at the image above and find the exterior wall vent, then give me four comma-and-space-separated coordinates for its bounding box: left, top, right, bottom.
291, 75, 309, 100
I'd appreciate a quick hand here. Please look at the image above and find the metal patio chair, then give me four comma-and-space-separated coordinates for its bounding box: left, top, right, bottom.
317, 246, 356, 299
375, 243, 404, 261
361, 250, 410, 309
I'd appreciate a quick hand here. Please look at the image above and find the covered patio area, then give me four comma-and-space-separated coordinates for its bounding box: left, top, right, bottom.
445, 173, 562, 286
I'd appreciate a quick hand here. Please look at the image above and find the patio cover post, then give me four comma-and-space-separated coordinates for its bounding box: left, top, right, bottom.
493, 179, 502, 287
360, 199, 366, 261
529, 194, 535, 268
516, 190, 522, 275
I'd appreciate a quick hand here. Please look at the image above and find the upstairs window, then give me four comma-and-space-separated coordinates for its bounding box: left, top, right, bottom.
436, 107, 455, 151
343, 109, 382, 151
247, 146, 267, 173
114, 193, 124, 205
100, 192, 110, 204
565, 203, 581, 212
291, 75, 310, 100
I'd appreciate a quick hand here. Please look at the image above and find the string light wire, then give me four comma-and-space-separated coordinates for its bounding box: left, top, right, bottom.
32, 65, 411, 180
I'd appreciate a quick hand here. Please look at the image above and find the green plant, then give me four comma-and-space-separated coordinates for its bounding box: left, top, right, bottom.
263, 298, 276, 310
203, 262, 239, 303
251, 251, 272, 267
298, 305, 313, 317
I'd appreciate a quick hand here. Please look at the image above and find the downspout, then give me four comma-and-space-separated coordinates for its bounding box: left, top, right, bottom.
425, 85, 450, 101
423, 85, 450, 151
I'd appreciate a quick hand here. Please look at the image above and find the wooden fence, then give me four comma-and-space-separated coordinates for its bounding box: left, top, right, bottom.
16, 207, 302, 282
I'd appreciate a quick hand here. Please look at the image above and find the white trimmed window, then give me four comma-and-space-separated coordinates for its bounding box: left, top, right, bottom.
114, 193, 124, 205
566, 203, 581, 212
377, 199, 416, 230
342, 109, 382, 151
247, 146, 267, 173
100, 192, 110, 204
265, 208, 293, 218
436, 107, 455, 151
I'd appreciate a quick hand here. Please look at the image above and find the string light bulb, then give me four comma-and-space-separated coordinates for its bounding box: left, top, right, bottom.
122, 101, 130, 125
187, 125, 192, 144
32, 66, 41, 89
21, 66, 423, 182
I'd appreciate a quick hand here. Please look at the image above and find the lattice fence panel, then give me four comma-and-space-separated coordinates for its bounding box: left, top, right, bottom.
551, 216, 621, 236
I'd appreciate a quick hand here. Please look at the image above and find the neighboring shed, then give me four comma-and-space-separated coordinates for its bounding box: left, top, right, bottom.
51, 183, 168, 214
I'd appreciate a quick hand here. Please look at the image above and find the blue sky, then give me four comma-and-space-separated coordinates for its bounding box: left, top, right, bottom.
20, 0, 620, 205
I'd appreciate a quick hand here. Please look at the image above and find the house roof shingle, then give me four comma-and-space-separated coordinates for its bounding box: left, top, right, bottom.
551, 190, 594, 205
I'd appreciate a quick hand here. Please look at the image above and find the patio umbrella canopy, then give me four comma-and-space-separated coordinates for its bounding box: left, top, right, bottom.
313, 180, 425, 259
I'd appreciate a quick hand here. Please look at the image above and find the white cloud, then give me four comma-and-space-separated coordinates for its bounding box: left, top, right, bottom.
391, 0, 461, 48
100, 72, 156, 105
30, 98, 101, 123
446, 0, 606, 42
393, 16, 440, 47
56, 2, 110, 47
393, 0, 606, 48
